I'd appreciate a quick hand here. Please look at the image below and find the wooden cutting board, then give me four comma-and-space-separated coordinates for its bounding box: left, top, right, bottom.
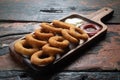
9, 7, 113, 72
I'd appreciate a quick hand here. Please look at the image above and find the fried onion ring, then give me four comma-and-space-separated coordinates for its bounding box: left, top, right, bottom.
69, 27, 89, 40
34, 29, 54, 40
61, 29, 79, 43
40, 23, 62, 34
49, 36, 69, 48
52, 20, 75, 29
42, 44, 64, 55
14, 40, 39, 56
31, 50, 55, 66
25, 34, 47, 48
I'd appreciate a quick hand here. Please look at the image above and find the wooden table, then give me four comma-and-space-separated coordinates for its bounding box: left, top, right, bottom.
0, 0, 120, 80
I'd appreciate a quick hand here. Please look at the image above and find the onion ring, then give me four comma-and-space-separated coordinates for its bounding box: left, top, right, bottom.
25, 34, 47, 48
49, 36, 69, 48
14, 40, 39, 56
69, 27, 89, 40
52, 20, 75, 29
40, 23, 62, 34
31, 50, 55, 66
61, 29, 79, 43
34, 28, 54, 40
42, 44, 64, 55
81, 24, 101, 37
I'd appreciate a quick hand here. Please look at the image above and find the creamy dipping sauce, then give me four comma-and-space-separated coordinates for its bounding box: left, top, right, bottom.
65, 18, 83, 27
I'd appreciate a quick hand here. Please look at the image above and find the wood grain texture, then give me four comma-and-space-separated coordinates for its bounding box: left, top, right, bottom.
0, 22, 120, 71
0, 0, 120, 23
0, 0, 120, 79
51, 72, 120, 80
0, 70, 120, 80
65, 25, 120, 71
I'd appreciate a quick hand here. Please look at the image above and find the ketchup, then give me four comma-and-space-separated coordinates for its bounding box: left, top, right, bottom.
81, 24, 101, 37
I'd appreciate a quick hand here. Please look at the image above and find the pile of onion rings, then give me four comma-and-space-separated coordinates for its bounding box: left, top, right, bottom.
14, 20, 90, 66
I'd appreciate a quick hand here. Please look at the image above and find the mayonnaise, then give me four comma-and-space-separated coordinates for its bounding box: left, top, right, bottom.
65, 18, 83, 27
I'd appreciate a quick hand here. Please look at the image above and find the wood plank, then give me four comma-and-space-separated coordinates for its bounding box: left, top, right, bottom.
51, 72, 120, 80
65, 24, 120, 70
0, 70, 120, 80
0, 22, 120, 71
0, 23, 120, 79
0, 0, 120, 23
0, 22, 40, 37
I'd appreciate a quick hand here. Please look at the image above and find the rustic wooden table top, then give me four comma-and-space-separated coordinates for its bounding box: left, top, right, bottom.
0, 0, 120, 80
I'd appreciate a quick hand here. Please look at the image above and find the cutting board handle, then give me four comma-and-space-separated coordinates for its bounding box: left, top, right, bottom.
87, 7, 113, 22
